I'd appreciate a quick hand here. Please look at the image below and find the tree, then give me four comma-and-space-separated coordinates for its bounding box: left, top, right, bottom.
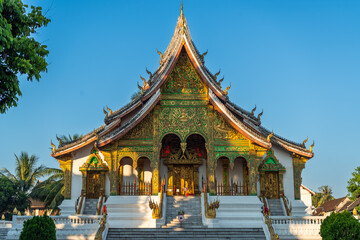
0, 178, 30, 217
131, 90, 141, 100
320, 211, 360, 240
57, 133, 83, 146
19, 215, 56, 240
0, 152, 56, 193
312, 192, 322, 208
0, 0, 50, 113
317, 185, 335, 207
347, 166, 360, 201
30, 169, 64, 209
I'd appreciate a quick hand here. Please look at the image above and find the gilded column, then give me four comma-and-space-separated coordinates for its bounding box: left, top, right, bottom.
152, 106, 160, 195
58, 155, 72, 199
82, 171, 87, 196
293, 154, 308, 200
248, 151, 264, 196
207, 106, 216, 195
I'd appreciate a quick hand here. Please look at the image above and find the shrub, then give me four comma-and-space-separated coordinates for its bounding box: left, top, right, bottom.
320, 211, 360, 240
19, 215, 56, 240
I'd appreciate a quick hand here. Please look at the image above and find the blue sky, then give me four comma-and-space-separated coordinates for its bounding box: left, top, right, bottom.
1, 0, 359, 198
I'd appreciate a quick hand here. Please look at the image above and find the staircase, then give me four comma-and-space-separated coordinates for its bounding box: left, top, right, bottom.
83, 198, 98, 215
164, 196, 203, 228
0, 229, 9, 240
268, 199, 285, 216
106, 228, 266, 239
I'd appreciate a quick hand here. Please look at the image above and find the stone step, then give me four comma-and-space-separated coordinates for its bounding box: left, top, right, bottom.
106, 228, 266, 240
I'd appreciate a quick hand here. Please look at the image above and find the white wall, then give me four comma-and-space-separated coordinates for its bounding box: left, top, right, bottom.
273, 145, 295, 200
71, 143, 93, 200
229, 158, 245, 184
301, 186, 313, 209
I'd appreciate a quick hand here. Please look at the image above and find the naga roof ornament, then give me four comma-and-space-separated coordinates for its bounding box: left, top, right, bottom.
257, 109, 263, 121
214, 69, 221, 80
146, 68, 153, 79
200, 50, 208, 63
302, 137, 308, 147
267, 131, 274, 143
103, 107, 109, 119
56, 135, 63, 146
309, 141, 315, 153
51, 140, 56, 153
224, 83, 231, 95
217, 77, 224, 86
251, 105, 257, 116
156, 49, 163, 65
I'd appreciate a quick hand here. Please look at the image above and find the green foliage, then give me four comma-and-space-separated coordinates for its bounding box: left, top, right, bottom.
0, 0, 50, 113
312, 185, 335, 208
0, 178, 30, 217
19, 215, 56, 240
312, 192, 322, 207
131, 90, 141, 100
320, 211, 360, 240
30, 169, 64, 209
57, 133, 83, 146
347, 166, 360, 201
0, 152, 57, 193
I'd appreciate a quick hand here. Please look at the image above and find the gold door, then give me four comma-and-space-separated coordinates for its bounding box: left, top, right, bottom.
264, 172, 279, 199
173, 165, 194, 195
86, 172, 101, 198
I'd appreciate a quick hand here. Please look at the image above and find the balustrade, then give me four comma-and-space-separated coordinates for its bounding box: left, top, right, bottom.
120, 181, 152, 195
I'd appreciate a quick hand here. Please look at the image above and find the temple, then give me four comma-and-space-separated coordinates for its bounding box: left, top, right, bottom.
51, 5, 315, 239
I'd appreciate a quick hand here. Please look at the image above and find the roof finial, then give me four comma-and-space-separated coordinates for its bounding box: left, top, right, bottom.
181, 0, 185, 34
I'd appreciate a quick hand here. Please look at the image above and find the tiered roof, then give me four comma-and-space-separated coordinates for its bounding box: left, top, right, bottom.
52, 7, 314, 159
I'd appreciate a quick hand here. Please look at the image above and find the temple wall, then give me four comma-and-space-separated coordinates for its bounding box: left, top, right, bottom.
273, 145, 295, 200
198, 158, 206, 189
70, 144, 93, 199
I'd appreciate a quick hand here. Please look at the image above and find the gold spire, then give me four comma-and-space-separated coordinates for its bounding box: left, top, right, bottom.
181, 1, 185, 34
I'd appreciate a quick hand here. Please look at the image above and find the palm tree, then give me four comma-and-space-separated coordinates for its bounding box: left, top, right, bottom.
317, 185, 335, 207
0, 152, 56, 193
57, 133, 83, 146
30, 169, 64, 209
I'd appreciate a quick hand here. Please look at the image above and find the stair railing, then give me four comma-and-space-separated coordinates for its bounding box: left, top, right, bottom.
260, 196, 279, 240
75, 194, 85, 215
94, 213, 107, 240
149, 178, 165, 219
203, 185, 220, 219
281, 195, 292, 216
96, 192, 105, 215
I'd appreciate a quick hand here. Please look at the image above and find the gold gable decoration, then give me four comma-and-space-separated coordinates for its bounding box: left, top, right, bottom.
162, 49, 207, 96
79, 149, 108, 172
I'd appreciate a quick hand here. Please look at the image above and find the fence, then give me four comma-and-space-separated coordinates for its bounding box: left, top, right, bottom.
120, 181, 152, 195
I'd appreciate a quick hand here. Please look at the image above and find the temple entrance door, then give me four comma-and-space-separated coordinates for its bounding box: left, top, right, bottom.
264, 171, 279, 199
173, 165, 194, 195
86, 171, 101, 199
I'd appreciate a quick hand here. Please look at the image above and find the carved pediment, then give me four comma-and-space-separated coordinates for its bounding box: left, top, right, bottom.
164, 149, 202, 165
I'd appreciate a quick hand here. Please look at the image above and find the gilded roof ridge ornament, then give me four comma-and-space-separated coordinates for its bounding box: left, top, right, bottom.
103, 107, 108, 119
267, 131, 274, 143
106, 105, 112, 116
257, 109, 263, 121
251, 105, 257, 116
56, 135, 63, 146
51, 140, 56, 153
302, 137, 308, 147
214, 69, 221, 80
93, 129, 100, 141
217, 77, 224, 86
224, 82, 231, 95
180, 0, 184, 34
309, 141, 315, 153
146, 67, 153, 79
200, 50, 208, 63
156, 49, 163, 64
